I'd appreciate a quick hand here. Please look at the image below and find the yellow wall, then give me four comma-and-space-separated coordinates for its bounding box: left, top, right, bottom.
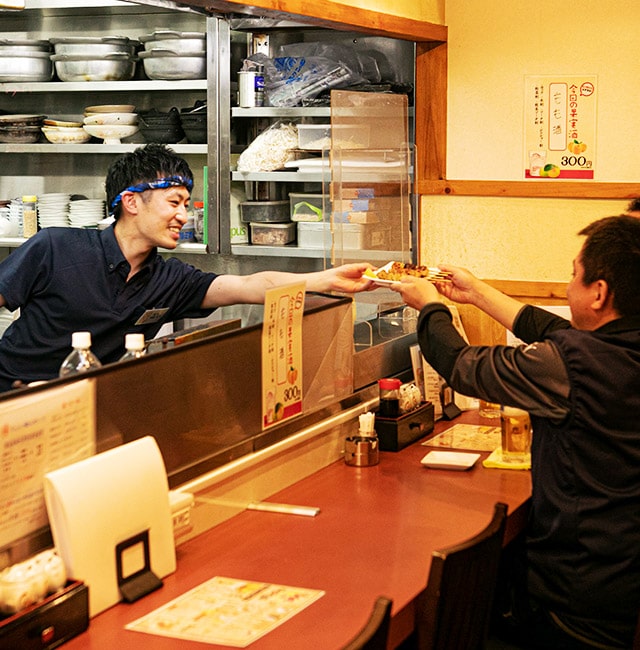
419, 0, 639, 282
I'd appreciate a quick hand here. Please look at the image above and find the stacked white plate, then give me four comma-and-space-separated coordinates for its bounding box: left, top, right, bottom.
37, 193, 71, 228
68, 199, 106, 228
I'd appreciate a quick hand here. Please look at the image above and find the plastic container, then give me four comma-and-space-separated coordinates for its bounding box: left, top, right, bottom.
193, 200, 205, 242
250, 221, 296, 245
378, 377, 401, 418
21, 195, 38, 238
59, 331, 102, 377
297, 222, 390, 250
289, 193, 327, 222
179, 216, 195, 242
119, 333, 146, 361
297, 123, 331, 150
240, 200, 290, 223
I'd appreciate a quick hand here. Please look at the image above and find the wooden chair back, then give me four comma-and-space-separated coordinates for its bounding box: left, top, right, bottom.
416, 502, 509, 650
342, 596, 393, 650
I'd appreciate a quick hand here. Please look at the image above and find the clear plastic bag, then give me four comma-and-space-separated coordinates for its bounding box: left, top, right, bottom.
248, 42, 380, 107
236, 121, 299, 172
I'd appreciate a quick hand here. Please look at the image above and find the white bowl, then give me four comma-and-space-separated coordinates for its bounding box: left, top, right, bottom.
83, 112, 138, 126
83, 124, 139, 144
42, 126, 91, 144
84, 104, 135, 115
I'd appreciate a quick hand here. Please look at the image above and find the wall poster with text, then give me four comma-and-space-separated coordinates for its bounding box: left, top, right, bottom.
524, 75, 597, 179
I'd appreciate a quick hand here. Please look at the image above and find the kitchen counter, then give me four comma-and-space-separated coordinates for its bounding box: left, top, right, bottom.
63, 410, 531, 649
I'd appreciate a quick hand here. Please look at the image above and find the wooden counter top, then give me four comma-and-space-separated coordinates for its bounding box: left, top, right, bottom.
64, 411, 531, 649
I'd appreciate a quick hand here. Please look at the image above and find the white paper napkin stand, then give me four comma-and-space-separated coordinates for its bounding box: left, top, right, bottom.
44, 436, 176, 617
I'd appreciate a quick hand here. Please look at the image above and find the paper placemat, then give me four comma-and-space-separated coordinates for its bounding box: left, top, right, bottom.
125, 576, 324, 647
482, 447, 531, 471
423, 423, 501, 452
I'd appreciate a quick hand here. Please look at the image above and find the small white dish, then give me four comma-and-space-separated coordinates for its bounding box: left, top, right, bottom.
420, 450, 481, 471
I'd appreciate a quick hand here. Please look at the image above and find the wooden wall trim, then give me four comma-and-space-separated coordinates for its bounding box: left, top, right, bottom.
417, 179, 640, 200
456, 279, 568, 346
185, 0, 447, 41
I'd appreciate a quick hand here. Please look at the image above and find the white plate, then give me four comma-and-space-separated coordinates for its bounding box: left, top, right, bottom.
420, 451, 481, 471
365, 261, 450, 285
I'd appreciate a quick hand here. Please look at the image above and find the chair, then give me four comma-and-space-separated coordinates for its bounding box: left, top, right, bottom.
342, 596, 393, 650
415, 502, 509, 650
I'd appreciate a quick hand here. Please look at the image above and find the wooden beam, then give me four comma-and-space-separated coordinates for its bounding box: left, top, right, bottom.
180, 0, 447, 42
417, 179, 640, 200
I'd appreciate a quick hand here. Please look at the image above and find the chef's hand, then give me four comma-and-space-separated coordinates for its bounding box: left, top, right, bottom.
322, 263, 376, 293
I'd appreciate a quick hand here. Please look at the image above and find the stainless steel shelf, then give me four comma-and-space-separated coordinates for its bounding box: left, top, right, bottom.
0, 79, 207, 93
232, 171, 327, 183
1, 237, 208, 254
231, 107, 330, 118
0, 143, 207, 154
231, 244, 402, 261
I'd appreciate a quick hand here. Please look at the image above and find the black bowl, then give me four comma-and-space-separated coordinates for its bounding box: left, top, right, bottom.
181, 126, 207, 144
139, 124, 185, 144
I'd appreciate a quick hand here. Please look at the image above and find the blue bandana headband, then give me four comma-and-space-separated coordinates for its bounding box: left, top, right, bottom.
109, 175, 194, 215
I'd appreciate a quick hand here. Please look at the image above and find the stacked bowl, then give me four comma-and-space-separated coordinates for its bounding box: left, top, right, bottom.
0, 114, 45, 144
138, 107, 184, 144
83, 104, 139, 144
41, 117, 90, 145
50, 37, 138, 82
180, 103, 207, 144
138, 30, 206, 80
0, 38, 53, 82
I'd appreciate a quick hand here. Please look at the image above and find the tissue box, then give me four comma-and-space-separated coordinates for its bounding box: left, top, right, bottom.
375, 401, 435, 451
0, 580, 89, 650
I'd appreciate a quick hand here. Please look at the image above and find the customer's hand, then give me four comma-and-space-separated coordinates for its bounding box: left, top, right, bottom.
389, 276, 441, 311
434, 265, 484, 304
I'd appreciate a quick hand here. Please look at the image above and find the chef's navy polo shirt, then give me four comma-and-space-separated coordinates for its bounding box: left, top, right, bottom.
0, 225, 217, 389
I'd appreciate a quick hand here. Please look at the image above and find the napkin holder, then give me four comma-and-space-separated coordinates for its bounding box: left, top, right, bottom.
44, 436, 176, 617
0, 580, 88, 650
375, 401, 435, 451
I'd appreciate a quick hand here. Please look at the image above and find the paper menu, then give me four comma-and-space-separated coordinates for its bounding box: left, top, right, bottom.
126, 576, 325, 647
0, 379, 96, 550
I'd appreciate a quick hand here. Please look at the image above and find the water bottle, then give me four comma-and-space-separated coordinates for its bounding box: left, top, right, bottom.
119, 333, 146, 361
59, 331, 102, 377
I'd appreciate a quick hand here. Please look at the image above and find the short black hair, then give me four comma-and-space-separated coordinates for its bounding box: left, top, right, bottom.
626, 198, 640, 213
578, 215, 640, 316
105, 144, 194, 220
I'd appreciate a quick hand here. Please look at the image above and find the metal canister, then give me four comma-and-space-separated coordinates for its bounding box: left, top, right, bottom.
238, 70, 256, 107
344, 435, 379, 467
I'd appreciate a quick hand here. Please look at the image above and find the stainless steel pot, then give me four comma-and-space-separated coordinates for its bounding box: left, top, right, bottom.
0, 38, 51, 53
0, 51, 53, 82
50, 36, 138, 57
51, 53, 137, 82
139, 49, 205, 80
140, 30, 205, 54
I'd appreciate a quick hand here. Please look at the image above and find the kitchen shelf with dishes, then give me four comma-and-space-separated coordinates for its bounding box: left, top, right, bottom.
0, 3, 212, 253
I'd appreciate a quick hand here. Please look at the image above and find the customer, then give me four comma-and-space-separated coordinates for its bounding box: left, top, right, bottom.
0, 144, 373, 392
390, 215, 640, 649
626, 197, 640, 217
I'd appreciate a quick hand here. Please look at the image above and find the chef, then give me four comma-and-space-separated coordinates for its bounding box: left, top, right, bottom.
0, 143, 373, 392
